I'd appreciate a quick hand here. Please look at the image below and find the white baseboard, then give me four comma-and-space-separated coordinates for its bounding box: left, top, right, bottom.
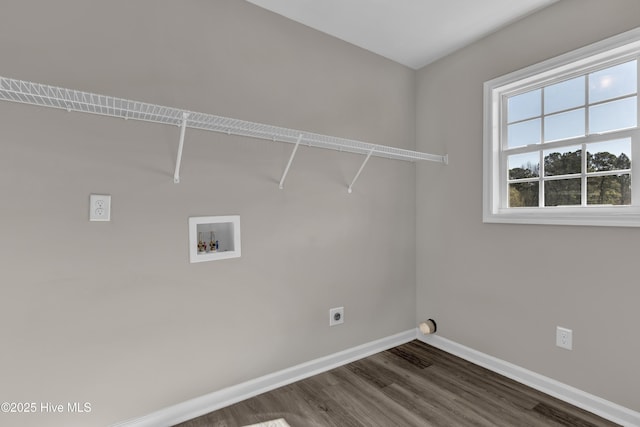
112, 329, 416, 427
418, 333, 640, 427
114, 329, 640, 427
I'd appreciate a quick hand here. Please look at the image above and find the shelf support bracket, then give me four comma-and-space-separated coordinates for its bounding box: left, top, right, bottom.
279, 134, 303, 190
173, 112, 189, 184
348, 148, 374, 194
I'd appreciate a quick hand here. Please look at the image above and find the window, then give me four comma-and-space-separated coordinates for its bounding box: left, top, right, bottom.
484, 27, 640, 226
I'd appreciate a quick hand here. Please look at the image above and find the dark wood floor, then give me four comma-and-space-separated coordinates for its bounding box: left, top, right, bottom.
175, 340, 619, 427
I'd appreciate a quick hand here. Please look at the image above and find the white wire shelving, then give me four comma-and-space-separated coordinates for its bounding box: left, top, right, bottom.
0, 76, 447, 191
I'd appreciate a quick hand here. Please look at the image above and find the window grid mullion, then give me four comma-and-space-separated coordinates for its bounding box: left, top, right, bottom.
585, 168, 632, 177
501, 95, 509, 208
508, 93, 635, 125
544, 173, 582, 181
634, 57, 640, 207
636, 57, 640, 133
541, 87, 546, 144
506, 170, 632, 184
539, 150, 545, 207
504, 128, 638, 156
581, 143, 587, 206
539, 88, 545, 207
585, 73, 591, 142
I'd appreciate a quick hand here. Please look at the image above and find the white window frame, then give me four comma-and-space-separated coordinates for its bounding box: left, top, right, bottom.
484, 27, 640, 227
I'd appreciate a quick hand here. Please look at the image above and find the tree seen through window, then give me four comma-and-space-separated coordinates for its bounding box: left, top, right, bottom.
509, 149, 631, 207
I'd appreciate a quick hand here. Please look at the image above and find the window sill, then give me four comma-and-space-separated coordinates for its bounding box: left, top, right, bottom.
483, 206, 640, 227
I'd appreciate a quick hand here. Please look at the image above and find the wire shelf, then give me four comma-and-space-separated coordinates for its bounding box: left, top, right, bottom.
0, 76, 447, 164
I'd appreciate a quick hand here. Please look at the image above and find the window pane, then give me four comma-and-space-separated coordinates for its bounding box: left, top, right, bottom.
587, 139, 631, 172
544, 108, 585, 142
589, 60, 637, 103
508, 89, 541, 123
545, 76, 585, 114
509, 182, 539, 207
544, 179, 581, 206
544, 146, 581, 176
587, 174, 631, 205
589, 96, 637, 134
507, 118, 541, 148
508, 152, 540, 179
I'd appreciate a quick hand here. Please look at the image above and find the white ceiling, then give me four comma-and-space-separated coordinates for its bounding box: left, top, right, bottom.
246, 0, 559, 69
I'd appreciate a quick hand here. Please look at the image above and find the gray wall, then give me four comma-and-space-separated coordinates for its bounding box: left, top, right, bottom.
0, 1, 416, 426
416, 0, 640, 412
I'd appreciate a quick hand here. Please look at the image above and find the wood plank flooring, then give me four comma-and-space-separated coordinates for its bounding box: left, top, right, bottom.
175, 340, 619, 427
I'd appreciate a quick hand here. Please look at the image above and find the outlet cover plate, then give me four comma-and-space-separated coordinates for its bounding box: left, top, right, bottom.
329, 307, 344, 326
90, 194, 111, 221
556, 326, 573, 350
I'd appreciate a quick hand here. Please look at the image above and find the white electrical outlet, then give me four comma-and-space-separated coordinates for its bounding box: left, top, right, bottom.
329, 307, 344, 326
89, 194, 111, 221
556, 326, 573, 350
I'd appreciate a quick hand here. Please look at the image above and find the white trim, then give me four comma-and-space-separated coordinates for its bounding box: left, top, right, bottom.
112, 329, 640, 427
111, 329, 416, 427
418, 334, 640, 427
483, 26, 640, 227
487, 27, 640, 94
